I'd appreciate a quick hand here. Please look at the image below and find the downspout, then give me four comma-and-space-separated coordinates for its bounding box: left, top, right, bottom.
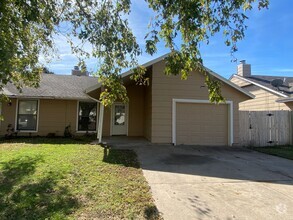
84, 93, 104, 143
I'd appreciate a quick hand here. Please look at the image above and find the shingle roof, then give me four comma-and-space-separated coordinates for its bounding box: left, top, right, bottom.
233, 74, 293, 97
85, 53, 255, 99
245, 75, 293, 96
3, 74, 98, 100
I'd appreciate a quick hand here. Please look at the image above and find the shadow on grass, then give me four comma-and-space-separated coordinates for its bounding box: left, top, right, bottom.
0, 136, 95, 145
102, 147, 140, 168
0, 156, 79, 219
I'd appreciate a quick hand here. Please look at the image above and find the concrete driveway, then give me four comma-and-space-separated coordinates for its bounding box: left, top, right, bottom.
132, 145, 293, 220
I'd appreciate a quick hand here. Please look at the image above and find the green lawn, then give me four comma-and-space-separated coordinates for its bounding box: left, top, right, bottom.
253, 145, 293, 160
0, 138, 160, 220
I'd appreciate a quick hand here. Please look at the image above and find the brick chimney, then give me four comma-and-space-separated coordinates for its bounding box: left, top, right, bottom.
71, 66, 88, 76
237, 60, 251, 77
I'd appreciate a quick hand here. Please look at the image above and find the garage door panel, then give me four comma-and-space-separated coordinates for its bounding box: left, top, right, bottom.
176, 103, 228, 146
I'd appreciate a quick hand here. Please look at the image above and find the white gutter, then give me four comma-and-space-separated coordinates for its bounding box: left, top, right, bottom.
7, 95, 93, 101
276, 97, 293, 103
232, 74, 288, 98
85, 93, 101, 103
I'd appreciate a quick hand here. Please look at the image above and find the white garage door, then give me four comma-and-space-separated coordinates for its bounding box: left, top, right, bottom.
176, 102, 228, 146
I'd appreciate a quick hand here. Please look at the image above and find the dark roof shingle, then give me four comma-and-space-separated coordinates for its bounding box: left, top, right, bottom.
4, 74, 98, 100
242, 75, 293, 96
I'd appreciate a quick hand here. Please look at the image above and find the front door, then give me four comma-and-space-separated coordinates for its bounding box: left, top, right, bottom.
111, 103, 127, 135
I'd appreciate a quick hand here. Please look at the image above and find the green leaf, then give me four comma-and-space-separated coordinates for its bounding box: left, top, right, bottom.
0, 0, 269, 106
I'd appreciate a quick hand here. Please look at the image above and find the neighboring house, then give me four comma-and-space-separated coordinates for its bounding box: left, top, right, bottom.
230, 61, 293, 111
0, 54, 254, 146
230, 61, 293, 146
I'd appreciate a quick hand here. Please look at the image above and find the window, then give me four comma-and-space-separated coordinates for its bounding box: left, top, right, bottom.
114, 105, 125, 125
17, 100, 38, 131
78, 102, 97, 131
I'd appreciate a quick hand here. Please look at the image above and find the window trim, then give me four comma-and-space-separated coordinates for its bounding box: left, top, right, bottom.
15, 99, 40, 132
76, 100, 98, 133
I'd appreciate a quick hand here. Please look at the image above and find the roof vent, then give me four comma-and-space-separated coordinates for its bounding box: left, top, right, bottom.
271, 79, 283, 89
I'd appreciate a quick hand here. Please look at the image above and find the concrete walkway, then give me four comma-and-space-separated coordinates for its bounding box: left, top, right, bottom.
129, 145, 293, 220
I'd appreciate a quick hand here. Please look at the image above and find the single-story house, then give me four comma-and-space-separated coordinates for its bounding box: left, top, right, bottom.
230, 61, 293, 111
0, 70, 98, 137
0, 54, 254, 146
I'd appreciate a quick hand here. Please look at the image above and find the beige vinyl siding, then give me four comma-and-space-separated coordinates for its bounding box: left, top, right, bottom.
151, 60, 249, 144
127, 85, 145, 136
0, 99, 82, 137
285, 102, 293, 110
38, 99, 77, 136
0, 99, 17, 135
230, 76, 251, 87
144, 74, 152, 141
231, 76, 290, 111
102, 106, 111, 136
101, 84, 146, 137
239, 85, 290, 111
87, 89, 100, 100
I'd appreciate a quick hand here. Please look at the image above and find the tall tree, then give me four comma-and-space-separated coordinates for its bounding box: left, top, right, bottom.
0, 0, 269, 104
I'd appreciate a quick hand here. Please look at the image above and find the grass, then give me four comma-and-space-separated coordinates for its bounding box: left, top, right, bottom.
253, 145, 293, 160
0, 137, 160, 220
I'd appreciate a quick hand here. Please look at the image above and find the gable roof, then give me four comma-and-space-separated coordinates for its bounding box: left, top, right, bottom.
85, 53, 171, 93
231, 74, 293, 98
203, 67, 254, 98
3, 74, 98, 100
85, 53, 254, 99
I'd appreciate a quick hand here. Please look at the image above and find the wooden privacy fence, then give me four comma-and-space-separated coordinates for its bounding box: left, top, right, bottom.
239, 111, 292, 147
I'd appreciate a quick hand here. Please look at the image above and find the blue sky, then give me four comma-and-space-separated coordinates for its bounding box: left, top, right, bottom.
47, 0, 293, 79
